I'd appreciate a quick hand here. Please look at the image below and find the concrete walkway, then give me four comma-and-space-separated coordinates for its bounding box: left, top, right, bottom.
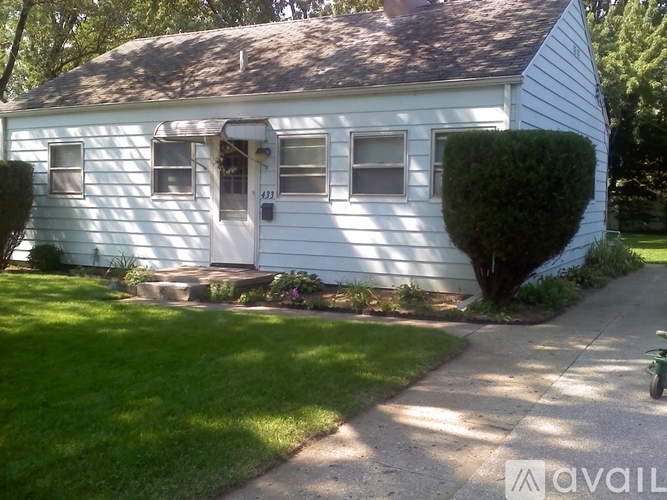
221, 265, 667, 499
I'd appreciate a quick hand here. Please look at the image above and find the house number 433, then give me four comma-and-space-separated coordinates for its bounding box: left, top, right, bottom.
261, 191, 275, 199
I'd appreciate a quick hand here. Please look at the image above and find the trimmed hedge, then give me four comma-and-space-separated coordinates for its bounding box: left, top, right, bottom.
0, 161, 33, 270
442, 130, 596, 306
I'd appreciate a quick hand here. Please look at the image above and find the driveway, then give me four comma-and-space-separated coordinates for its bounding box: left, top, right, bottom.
226, 265, 667, 499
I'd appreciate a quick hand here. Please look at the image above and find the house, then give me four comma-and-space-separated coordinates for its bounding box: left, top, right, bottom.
0, 0, 609, 294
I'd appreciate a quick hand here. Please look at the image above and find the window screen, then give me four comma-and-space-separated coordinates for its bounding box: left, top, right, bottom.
351, 133, 405, 196
49, 143, 83, 195
153, 141, 193, 195
278, 136, 327, 195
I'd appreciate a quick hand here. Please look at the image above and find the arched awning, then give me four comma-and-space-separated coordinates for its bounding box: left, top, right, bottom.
153, 117, 267, 143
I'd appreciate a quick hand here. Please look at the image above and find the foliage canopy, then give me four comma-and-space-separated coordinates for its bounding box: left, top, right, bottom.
442, 130, 596, 306
587, 0, 667, 222
0, 160, 33, 270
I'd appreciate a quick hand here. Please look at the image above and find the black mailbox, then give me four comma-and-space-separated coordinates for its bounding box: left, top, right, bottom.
261, 203, 274, 221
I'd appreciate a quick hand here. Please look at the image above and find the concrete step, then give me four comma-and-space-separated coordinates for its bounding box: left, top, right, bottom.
153, 266, 275, 287
129, 267, 277, 302
136, 281, 208, 301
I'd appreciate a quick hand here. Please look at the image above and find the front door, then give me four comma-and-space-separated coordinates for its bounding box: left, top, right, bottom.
210, 140, 257, 265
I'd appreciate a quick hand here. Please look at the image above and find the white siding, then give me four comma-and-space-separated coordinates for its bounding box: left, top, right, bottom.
258, 87, 507, 293
6, 108, 214, 268
520, 0, 609, 275
7, 30, 608, 296
6, 86, 505, 293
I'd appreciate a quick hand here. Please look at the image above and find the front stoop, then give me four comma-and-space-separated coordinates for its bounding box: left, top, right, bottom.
136, 282, 209, 301
133, 266, 277, 302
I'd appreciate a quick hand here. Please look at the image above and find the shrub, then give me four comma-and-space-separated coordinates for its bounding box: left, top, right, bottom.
208, 280, 236, 302
238, 288, 266, 304
305, 298, 327, 310
561, 265, 606, 289
442, 130, 596, 306
281, 288, 305, 304
378, 298, 398, 313
269, 270, 324, 296
0, 161, 33, 270
123, 267, 155, 286
392, 281, 430, 311
464, 300, 513, 323
106, 251, 139, 278
27, 243, 63, 271
585, 238, 644, 277
516, 275, 580, 311
336, 277, 376, 310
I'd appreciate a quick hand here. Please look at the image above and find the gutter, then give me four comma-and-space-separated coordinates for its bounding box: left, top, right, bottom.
0, 75, 524, 119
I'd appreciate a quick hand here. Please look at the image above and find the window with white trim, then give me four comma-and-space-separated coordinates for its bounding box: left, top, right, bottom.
152, 140, 194, 195
49, 143, 83, 196
278, 135, 327, 195
431, 132, 447, 197
351, 132, 406, 196
431, 128, 497, 197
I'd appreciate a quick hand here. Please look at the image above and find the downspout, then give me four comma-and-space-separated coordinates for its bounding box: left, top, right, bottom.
0, 117, 5, 160
504, 83, 521, 130
503, 84, 512, 130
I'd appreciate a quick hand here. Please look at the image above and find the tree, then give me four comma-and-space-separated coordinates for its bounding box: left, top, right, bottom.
2, 0, 441, 101
1, 0, 286, 102
0, 161, 33, 271
318, 0, 440, 16
588, 0, 667, 210
442, 130, 596, 306
0, 0, 37, 102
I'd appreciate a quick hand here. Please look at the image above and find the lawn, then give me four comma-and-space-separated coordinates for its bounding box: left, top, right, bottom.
620, 232, 667, 263
0, 273, 466, 499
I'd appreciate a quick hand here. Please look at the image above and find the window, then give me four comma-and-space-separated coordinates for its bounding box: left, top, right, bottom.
152, 140, 194, 195
219, 140, 248, 220
432, 132, 447, 197
49, 143, 83, 195
278, 135, 327, 195
431, 128, 496, 197
351, 132, 406, 196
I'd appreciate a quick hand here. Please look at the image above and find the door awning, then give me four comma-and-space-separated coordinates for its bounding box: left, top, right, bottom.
153, 118, 267, 143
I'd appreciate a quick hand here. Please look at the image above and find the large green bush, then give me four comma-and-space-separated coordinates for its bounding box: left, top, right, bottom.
27, 243, 63, 272
442, 130, 596, 306
0, 161, 34, 270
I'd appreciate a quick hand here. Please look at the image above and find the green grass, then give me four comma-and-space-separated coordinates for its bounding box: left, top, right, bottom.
0, 273, 466, 498
620, 232, 667, 263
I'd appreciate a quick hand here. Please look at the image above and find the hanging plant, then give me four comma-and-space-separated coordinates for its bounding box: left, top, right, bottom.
216, 142, 240, 175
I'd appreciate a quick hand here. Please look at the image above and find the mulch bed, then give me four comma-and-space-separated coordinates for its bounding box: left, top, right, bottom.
241, 285, 559, 325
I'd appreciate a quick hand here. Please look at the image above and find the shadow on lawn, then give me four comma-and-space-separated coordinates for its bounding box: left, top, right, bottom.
0, 274, 465, 498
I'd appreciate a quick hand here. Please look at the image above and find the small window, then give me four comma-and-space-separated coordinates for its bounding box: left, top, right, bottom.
351, 132, 406, 196
152, 141, 194, 195
278, 135, 327, 195
49, 143, 83, 195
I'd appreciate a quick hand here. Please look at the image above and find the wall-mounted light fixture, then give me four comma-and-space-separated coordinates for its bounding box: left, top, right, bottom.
255, 146, 271, 157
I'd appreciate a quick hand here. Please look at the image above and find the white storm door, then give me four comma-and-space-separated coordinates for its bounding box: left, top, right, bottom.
211, 140, 257, 265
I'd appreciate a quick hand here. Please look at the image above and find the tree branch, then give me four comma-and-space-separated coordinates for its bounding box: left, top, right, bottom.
0, 0, 35, 102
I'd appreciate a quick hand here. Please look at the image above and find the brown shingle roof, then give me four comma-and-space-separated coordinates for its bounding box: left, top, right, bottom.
1, 0, 571, 112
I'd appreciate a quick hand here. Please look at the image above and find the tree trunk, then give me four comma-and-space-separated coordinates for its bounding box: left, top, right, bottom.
0, 0, 35, 102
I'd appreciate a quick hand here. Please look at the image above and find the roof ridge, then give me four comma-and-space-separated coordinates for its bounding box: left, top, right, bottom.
130, 8, 385, 44
0, 0, 574, 112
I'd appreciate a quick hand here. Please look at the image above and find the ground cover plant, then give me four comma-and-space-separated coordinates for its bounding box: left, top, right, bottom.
463, 237, 644, 322
585, 237, 645, 276
620, 233, 667, 264
0, 273, 466, 499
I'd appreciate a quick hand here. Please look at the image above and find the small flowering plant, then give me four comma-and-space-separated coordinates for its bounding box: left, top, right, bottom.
283, 287, 305, 304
